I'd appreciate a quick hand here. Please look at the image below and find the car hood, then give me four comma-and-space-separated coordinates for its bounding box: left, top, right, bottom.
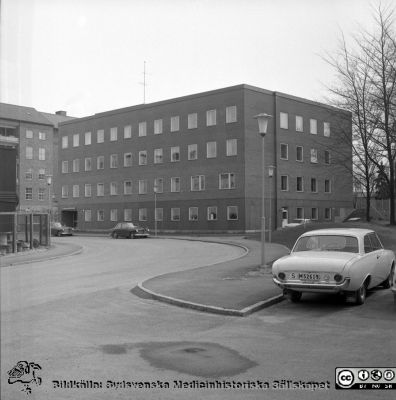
273, 251, 359, 273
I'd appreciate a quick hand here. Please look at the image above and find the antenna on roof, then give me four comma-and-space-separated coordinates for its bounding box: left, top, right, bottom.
139, 61, 148, 104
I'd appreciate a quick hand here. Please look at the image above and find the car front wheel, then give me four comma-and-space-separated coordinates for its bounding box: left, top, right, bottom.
355, 283, 367, 305
382, 265, 394, 289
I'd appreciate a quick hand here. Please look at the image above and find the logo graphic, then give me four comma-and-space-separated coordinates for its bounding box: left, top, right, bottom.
337, 369, 355, 388
7, 361, 42, 395
384, 370, 395, 381
371, 369, 382, 381
358, 369, 370, 381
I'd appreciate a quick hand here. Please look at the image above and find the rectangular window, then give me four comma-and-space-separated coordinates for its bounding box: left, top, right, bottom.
281, 175, 289, 191
325, 179, 331, 193
296, 207, 304, 219
110, 209, 118, 222
189, 207, 198, 221
73, 159, 80, 172
280, 143, 288, 160
97, 156, 104, 170
61, 185, 68, 198
110, 127, 118, 141
226, 106, 237, 123
188, 113, 197, 129
325, 208, 332, 220
72, 185, 79, 198
139, 121, 147, 137
154, 148, 163, 164
97, 129, 104, 143
171, 177, 180, 193
25, 187, 33, 200
26, 146, 33, 159
62, 161, 68, 173
124, 180, 132, 195
84, 184, 92, 197
207, 206, 217, 221
219, 173, 236, 189
170, 116, 180, 132
124, 153, 132, 167
188, 144, 198, 160
110, 182, 118, 196
227, 206, 238, 220
191, 175, 205, 191
311, 178, 317, 193
139, 208, 147, 221
39, 131, 46, 140
26, 130, 33, 139
206, 141, 217, 158
296, 146, 303, 162
154, 119, 163, 134
280, 112, 288, 129
38, 187, 45, 201
154, 178, 163, 193
85, 132, 91, 145
311, 208, 318, 220
324, 122, 330, 137
206, 109, 216, 126
39, 148, 45, 160
297, 177, 304, 192
62, 136, 68, 149
38, 169, 45, 180
226, 139, 237, 156
73, 133, 79, 147
85, 158, 92, 171
139, 150, 147, 165
171, 146, 180, 162
139, 180, 148, 194
25, 169, 33, 180
296, 115, 303, 132
155, 208, 163, 221
171, 208, 180, 221
97, 183, 104, 197
310, 149, 318, 163
124, 125, 132, 139
124, 209, 132, 221
310, 119, 317, 134
85, 210, 92, 222
97, 210, 104, 222
110, 154, 118, 168
324, 150, 330, 164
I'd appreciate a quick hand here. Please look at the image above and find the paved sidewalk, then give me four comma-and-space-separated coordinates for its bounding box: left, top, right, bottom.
136, 237, 290, 316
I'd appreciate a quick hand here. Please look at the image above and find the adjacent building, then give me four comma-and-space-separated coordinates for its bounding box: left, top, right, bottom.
57, 84, 353, 232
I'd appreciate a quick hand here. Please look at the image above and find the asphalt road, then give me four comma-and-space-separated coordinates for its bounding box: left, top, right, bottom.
1, 236, 395, 400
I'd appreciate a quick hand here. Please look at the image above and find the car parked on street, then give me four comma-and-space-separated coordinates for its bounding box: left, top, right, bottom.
272, 228, 395, 305
110, 222, 150, 239
392, 267, 396, 305
51, 222, 73, 236
283, 218, 312, 228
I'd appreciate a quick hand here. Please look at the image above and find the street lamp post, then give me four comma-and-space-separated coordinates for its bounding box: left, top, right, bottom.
154, 186, 158, 237
46, 175, 52, 246
268, 165, 275, 243
254, 113, 273, 268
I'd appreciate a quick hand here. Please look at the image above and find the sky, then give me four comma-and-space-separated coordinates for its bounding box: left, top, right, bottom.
0, 0, 393, 118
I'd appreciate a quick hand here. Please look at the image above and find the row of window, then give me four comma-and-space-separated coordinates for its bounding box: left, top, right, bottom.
279, 113, 331, 136
280, 144, 331, 164
84, 205, 239, 223
25, 146, 46, 160
61, 139, 238, 173
25, 130, 47, 140
25, 187, 47, 201
25, 168, 47, 180
294, 207, 332, 220
280, 176, 332, 193
61, 106, 238, 149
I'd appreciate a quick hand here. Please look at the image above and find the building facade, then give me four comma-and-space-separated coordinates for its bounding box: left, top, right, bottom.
57, 85, 353, 232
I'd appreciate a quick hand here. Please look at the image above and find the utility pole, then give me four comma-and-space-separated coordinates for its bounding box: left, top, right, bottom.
140, 61, 147, 104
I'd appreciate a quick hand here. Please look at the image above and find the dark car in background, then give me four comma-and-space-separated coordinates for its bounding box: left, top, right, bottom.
110, 222, 150, 239
51, 222, 73, 236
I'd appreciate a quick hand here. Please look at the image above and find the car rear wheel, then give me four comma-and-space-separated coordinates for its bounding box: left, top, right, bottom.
382, 264, 394, 289
284, 289, 302, 303
355, 283, 367, 305
112, 233, 118, 239
56, 231, 61, 237
128, 233, 135, 239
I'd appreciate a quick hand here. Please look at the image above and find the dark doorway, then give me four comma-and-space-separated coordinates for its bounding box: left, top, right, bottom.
62, 210, 78, 228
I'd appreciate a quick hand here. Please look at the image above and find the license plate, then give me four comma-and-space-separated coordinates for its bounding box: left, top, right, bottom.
298, 273, 321, 281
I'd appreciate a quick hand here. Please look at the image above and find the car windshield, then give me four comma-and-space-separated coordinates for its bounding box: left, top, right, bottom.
52, 222, 62, 228
293, 235, 359, 253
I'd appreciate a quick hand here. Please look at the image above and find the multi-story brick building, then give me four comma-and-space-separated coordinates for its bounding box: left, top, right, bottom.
57, 84, 353, 233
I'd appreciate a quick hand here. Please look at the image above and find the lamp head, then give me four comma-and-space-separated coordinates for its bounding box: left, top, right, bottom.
254, 113, 273, 136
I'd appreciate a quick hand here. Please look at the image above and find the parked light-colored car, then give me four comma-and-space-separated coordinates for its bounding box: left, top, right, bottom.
272, 228, 395, 305
283, 218, 312, 228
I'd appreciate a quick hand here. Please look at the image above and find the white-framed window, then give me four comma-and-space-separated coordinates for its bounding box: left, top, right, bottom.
26, 130, 33, 139
324, 122, 331, 137
62, 136, 68, 149
110, 154, 118, 168
171, 146, 180, 162
85, 157, 92, 171
324, 150, 330, 164
39, 148, 45, 160
296, 146, 303, 162
155, 208, 163, 221
124, 180, 132, 195
25, 187, 33, 200
170, 116, 179, 132
26, 146, 33, 159
154, 148, 163, 164
110, 182, 118, 196
310, 119, 317, 134
85, 132, 91, 145
139, 150, 147, 165
191, 175, 205, 191
296, 115, 304, 132
124, 209, 132, 221
280, 112, 288, 129
139, 208, 147, 221
206, 141, 217, 158
154, 119, 163, 134
296, 177, 304, 192
207, 206, 217, 221
97, 156, 104, 170
280, 143, 288, 160
110, 209, 118, 222
97, 183, 104, 197
281, 175, 289, 191
97, 210, 105, 222
124, 125, 132, 139
226, 106, 237, 123
97, 129, 104, 143
72, 185, 79, 198
325, 207, 332, 220
310, 148, 318, 163
124, 153, 132, 167
311, 207, 318, 220
188, 113, 197, 129
296, 207, 304, 219
171, 208, 180, 221
38, 169, 45, 180
138, 121, 147, 137
73, 159, 80, 172
188, 144, 198, 160
139, 180, 148, 194
226, 139, 237, 156
62, 161, 69, 173
61, 185, 68, 198
39, 131, 46, 140
219, 173, 236, 189
84, 210, 92, 222
325, 179, 331, 193
227, 206, 238, 220
189, 207, 198, 221
206, 109, 216, 126
38, 187, 45, 201
311, 178, 317, 193
85, 184, 92, 197
25, 169, 33, 180
73, 133, 79, 147
171, 177, 180, 193
110, 127, 118, 141
154, 177, 163, 193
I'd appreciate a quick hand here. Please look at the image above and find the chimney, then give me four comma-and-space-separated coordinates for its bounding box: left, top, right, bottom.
55, 110, 67, 116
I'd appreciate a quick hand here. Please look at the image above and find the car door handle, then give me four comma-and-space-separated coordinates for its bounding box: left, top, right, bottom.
376, 255, 380, 259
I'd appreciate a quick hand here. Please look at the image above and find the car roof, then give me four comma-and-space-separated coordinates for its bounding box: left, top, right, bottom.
300, 228, 375, 238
